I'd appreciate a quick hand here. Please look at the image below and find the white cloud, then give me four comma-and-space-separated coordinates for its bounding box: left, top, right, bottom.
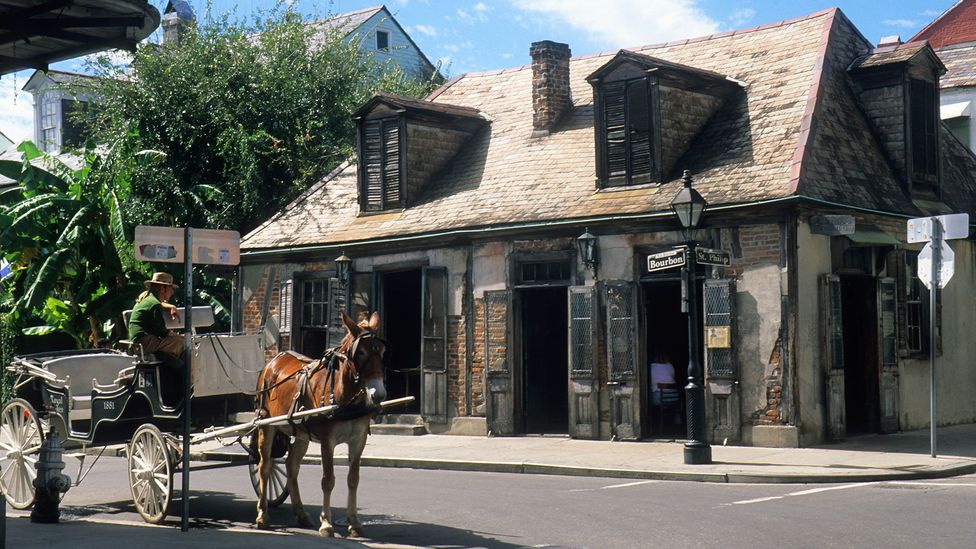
729, 7, 756, 28
474, 2, 491, 13
413, 24, 438, 37
920, 9, 943, 17
882, 18, 919, 28
511, 0, 720, 48
0, 71, 35, 144
456, 8, 471, 21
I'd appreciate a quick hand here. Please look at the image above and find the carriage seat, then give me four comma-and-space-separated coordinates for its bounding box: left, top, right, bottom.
122, 305, 216, 360
41, 353, 138, 421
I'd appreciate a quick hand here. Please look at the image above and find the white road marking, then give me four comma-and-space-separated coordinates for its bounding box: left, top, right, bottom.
729, 482, 876, 506
568, 479, 660, 492
886, 481, 976, 488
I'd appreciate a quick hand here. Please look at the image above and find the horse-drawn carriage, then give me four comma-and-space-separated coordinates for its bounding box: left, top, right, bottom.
0, 306, 280, 523
1, 305, 401, 536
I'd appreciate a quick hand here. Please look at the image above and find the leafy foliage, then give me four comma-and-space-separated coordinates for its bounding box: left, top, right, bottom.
0, 140, 151, 347
85, 6, 437, 234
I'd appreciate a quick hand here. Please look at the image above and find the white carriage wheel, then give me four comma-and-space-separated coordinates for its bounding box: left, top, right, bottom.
248, 433, 289, 507
128, 423, 172, 524
0, 398, 44, 509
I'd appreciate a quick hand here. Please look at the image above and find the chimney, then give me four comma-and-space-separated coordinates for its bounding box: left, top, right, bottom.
878, 35, 903, 48
162, 1, 196, 47
530, 40, 572, 134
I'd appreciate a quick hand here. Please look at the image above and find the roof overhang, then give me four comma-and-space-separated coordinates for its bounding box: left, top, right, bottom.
941, 100, 972, 119
0, 0, 160, 75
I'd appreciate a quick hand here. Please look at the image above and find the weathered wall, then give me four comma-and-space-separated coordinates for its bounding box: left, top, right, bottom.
659, 86, 724, 178
347, 11, 434, 81
793, 218, 832, 446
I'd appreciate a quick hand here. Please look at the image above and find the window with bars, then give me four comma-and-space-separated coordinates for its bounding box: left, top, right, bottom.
903, 252, 941, 355
909, 78, 939, 194
596, 76, 658, 187
302, 279, 331, 327
517, 260, 571, 285
358, 116, 403, 212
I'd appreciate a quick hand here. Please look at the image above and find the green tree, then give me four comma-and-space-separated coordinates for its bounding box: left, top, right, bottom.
85, 6, 436, 234
0, 140, 151, 347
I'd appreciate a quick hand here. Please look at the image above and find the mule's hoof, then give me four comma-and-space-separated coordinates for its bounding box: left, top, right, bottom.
318, 525, 335, 538
348, 526, 366, 539
256, 518, 269, 530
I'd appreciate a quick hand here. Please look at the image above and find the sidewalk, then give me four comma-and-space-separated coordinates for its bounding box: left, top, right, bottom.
198, 422, 976, 484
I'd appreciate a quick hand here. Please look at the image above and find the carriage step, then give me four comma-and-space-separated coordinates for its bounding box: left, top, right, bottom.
370, 423, 427, 436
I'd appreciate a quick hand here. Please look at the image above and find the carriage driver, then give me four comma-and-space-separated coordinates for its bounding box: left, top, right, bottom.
128, 272, 184, 362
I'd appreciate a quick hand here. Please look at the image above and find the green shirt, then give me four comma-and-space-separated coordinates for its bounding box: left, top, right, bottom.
128, 293, 168, 340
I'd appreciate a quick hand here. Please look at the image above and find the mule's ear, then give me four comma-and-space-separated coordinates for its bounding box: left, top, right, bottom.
340, 310, 359, 334
368, 311, 380, 331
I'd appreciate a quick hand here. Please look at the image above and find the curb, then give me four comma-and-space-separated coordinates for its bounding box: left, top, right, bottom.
194, 449, 976, 485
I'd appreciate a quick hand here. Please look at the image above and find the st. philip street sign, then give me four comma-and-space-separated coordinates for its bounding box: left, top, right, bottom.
646, 247, 731, 273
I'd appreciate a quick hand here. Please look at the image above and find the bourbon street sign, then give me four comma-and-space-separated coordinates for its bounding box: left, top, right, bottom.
646, 248, 685, 272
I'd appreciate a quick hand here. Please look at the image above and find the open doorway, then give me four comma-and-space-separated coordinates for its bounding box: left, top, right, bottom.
382, 269, 422, 414
519, 287, 568, 434
643, 280, 688, 437
841, 276, 879, 434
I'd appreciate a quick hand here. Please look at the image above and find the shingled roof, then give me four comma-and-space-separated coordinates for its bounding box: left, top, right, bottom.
938, 42, 976, 88
241, 8, 976, 253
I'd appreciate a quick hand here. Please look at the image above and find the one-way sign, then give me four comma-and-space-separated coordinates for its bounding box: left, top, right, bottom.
647, 248, 685, 272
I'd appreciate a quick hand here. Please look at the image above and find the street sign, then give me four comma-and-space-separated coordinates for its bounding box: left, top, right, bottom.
135, 225, 241, 266
809, 215, 855, 236
647, 248, 685, 272
695, 247, 731, 267
907, 214, 970, 243
917, 241, 954, 290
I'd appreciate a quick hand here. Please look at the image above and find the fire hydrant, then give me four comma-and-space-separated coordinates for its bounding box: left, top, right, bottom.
30, 427, 71, 523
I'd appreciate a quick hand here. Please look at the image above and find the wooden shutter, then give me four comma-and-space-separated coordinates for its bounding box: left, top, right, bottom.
279, 278, 293, 333
878, 277, 900, 433
603, 81, 628, 185
821, 274, 846, 440
484, 290, 515, 435
360, 117, 402, 211
326, 277, 345, 349
421, 266, 448, 423
910, 79, 938, 187
626, 78, 653, 184
604, 282, 642, 440
568, 286, 599, 439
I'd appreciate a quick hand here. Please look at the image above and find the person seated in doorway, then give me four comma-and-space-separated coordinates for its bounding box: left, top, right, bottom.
128, 272, 184, 363
649, 350, 675, 404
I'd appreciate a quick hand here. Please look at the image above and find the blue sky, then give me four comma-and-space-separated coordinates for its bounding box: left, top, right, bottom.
0, 0, 959, 143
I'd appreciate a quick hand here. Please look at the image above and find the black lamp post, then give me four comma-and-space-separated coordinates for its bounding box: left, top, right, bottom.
577, 228, 599, 274
670, 170, 711, 465
335, 252, 352, 288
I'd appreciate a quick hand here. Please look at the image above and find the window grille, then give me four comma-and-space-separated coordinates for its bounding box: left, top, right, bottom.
279, 279, 293, 332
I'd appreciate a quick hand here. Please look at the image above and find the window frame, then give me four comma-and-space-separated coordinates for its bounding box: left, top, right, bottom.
593, 73, 662, 188
902, 250, 941, 357
376, 30, 390, 51
357, 113, 406, 213
907, 77, 941, 197
40, 93, 59, 150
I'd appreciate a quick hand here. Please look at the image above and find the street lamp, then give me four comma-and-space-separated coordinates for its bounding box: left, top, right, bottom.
670, 170, 712, 465
335, 252, 352, 288
576, 228, 599, 272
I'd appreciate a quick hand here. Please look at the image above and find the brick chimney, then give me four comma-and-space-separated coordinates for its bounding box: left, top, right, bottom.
530, 40, 572, 134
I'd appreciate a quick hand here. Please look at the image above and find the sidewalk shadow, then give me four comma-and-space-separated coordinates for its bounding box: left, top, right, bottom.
811, 425, 976, 459
55, 490, 528, 549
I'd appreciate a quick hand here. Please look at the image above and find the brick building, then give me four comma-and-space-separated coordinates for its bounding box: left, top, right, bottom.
239, 8, 976, 447
912, 0, 976, 152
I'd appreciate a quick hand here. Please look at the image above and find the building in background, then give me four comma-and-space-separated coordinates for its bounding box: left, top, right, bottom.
912, 0, 976, 151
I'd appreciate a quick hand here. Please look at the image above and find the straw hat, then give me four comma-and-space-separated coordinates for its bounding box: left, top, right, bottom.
144, 272, 178, 289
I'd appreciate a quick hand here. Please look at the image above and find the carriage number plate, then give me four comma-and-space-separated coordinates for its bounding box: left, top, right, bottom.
104, 401, 115, 410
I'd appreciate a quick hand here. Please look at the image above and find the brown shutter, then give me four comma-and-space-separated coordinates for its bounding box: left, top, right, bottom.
603, 81, 628, 185
626, 77, 652, 184
382, 120, 401, 207
363, 120, 384, 211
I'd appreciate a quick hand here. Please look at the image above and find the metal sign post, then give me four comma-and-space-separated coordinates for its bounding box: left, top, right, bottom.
907, 213, 969, 459
181, 227, 192, 532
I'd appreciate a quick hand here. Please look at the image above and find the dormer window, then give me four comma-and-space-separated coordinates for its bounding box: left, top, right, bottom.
909, 78, 939, 193
588, 51, 740, 189
597, 76, 659, 187
359, 115, 404, 212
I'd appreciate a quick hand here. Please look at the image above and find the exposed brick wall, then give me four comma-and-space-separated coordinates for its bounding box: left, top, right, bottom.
912, 1, 976, 49
754, 336, 784, 424
471, 298, 486, 414
722, 223, 784, 279
446, 315, 466, 415
530, 40, 572, 132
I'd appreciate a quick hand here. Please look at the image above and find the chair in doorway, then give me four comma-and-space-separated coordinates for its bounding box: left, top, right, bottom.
654, 383, 682, 436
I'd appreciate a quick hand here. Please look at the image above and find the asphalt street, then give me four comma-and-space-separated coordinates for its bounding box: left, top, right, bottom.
7, 456, 976, 548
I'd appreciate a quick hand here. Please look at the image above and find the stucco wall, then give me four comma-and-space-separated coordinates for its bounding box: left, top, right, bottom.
898, 238, 976, 429
793, 218, 832, 445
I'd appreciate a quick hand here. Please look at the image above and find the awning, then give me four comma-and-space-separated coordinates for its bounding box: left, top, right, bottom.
0, 1, 160, 76
941, 100, 972, 120
845, 223, 901, 247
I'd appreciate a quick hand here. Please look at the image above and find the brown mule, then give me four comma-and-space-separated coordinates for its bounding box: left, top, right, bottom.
254, 311, 387, 537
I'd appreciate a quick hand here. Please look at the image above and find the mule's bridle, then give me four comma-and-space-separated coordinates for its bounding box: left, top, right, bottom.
329, 329, 387, 408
